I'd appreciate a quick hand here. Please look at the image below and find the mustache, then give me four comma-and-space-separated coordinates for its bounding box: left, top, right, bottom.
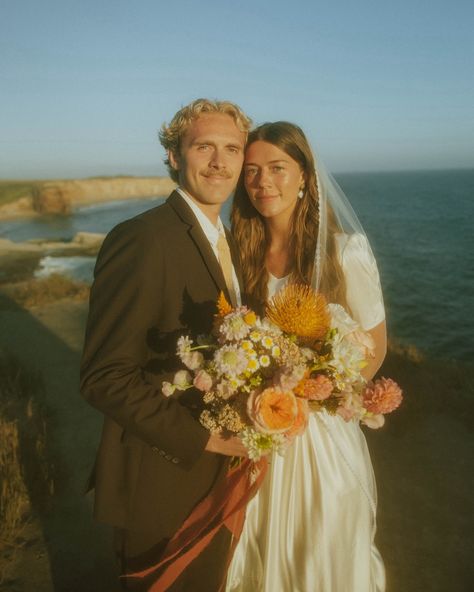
202, 169, 232, 179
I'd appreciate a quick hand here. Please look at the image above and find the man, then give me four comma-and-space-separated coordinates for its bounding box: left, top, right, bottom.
80, 99, 252, 591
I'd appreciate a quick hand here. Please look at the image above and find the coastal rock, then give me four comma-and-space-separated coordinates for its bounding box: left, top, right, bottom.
32, 185, 72, 214
33, 177, 175, 214
0, 176, 176, 219
72, 232, 105, 248
0, 238, 41, 253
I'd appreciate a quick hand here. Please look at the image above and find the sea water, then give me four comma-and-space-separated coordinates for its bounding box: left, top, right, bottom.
1, 170, 473, 361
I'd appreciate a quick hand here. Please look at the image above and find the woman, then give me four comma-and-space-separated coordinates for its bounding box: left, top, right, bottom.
226, 122, 387, 591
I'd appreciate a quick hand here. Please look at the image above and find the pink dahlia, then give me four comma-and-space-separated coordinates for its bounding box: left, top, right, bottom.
362, 377, 403, 414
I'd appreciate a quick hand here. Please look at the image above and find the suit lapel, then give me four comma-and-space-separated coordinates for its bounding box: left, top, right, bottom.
167, 192, 230, 299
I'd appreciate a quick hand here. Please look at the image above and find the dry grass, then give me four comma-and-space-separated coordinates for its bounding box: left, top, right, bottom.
0, 274, 90, 309
0, 422, 29, 538
0, 351, 54, 543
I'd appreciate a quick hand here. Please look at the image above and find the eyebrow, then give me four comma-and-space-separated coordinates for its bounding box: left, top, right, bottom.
244, 159, 289, 166
191, 139, 244, 149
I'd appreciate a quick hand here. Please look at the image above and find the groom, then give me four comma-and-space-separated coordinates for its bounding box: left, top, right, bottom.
80, 99, 251, 591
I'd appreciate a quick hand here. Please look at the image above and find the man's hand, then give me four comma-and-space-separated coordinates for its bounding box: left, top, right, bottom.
205, 433, 248, 457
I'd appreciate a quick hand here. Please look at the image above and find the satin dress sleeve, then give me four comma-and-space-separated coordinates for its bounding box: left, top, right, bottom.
334, 232, 385, 331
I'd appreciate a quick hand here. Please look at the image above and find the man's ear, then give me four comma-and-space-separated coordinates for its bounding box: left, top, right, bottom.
168, 150, 180, 172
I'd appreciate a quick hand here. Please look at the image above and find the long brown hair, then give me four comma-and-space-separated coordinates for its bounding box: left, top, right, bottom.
231, 121, 346, 308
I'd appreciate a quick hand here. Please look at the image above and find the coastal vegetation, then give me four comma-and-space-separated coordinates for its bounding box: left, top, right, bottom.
1, 274, 90, 309
0, 180, 42, 207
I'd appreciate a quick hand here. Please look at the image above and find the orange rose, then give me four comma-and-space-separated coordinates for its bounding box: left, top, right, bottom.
285, 398, 309, 439
248, 387, 297, 434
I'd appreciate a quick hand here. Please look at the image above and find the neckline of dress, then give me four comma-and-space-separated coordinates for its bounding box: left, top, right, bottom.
268, 272, 290, 281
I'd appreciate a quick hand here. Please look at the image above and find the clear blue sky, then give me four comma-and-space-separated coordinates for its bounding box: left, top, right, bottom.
1, 0, 473, 178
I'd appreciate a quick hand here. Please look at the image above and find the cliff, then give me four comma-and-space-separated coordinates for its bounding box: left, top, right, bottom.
0, 176, 176, 217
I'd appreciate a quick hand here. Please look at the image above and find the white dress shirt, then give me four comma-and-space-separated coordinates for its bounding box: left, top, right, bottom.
176, 187, 241, 306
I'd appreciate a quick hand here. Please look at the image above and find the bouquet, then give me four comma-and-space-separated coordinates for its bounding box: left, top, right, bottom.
163, 285, 402, 460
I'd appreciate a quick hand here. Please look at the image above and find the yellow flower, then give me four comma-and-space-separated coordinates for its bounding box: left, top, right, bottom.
241, 340, 253, 351
217, 291, 233, 317
229, 378, 241, 389
259, 355, 270, 367
247, 358, 259, 372
250, 330, 262, 342
266, 284, 330, 344
244, 311, 257, 326
262, 336, 274, 349
271, 345, 281, 358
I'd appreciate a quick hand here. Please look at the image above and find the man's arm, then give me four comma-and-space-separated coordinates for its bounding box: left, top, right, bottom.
80, 218, 211, 469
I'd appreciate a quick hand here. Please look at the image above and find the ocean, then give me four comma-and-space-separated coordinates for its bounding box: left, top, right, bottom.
1, 169, 473, 361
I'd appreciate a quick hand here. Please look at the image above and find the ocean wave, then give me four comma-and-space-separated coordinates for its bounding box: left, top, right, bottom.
35, 255, 95, 284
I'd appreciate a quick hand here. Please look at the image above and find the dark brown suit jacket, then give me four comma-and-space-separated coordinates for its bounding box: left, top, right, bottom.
80, 191, 243, 539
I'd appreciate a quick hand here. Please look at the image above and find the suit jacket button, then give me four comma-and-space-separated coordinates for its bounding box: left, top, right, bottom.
172, 457, 180, 464
164, 453, 173, 461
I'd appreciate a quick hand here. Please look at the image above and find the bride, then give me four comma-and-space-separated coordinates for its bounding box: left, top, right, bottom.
226, 122, 387, 591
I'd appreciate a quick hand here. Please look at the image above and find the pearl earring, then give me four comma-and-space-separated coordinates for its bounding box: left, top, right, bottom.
298, 189, 304, 199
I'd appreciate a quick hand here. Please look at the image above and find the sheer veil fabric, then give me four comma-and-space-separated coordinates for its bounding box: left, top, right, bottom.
226, 158, 386, 592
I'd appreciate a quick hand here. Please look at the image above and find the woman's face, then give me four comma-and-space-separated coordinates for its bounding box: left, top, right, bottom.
243, 140, 304, 222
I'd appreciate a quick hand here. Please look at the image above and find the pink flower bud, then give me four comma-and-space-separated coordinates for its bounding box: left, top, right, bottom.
362, 413, 385, 429
193, 370, 213, 392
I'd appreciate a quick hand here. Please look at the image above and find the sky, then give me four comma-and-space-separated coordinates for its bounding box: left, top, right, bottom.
1, 0, 473, 178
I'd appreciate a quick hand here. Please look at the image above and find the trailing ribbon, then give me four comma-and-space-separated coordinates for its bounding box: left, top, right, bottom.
121, 456, 268, 591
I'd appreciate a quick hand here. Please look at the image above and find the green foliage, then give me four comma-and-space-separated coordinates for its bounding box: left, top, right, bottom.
0, 181, 42, 206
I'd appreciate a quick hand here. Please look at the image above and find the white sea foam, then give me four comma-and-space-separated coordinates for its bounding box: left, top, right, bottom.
35, 255, 95, 283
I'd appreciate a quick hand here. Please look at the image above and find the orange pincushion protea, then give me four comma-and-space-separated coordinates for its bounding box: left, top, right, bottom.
266, 284, 330, 344
249, 387, 297, 434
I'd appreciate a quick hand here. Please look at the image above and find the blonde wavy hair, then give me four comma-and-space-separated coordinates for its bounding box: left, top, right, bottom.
159, 98, 253, 182
231, 122, 347, 309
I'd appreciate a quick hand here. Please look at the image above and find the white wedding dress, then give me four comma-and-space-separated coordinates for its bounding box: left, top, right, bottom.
226, 234, 386, 592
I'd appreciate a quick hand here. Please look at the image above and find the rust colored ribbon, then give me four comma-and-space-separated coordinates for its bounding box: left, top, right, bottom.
121, 456, 268, 592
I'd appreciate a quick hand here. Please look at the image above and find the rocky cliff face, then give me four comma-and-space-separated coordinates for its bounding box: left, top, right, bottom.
1, 177, 176, 217
30, 177, 176, 214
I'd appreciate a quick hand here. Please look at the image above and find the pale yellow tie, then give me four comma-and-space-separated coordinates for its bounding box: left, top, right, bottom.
217, 233, 238, 307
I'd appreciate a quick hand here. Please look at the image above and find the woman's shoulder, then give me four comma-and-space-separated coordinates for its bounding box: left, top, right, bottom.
333, 233, 385, 330
334, 232, 370, 255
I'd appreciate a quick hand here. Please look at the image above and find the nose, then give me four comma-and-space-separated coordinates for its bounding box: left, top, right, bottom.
208, 148, 225, 170
257, 168, 271, 188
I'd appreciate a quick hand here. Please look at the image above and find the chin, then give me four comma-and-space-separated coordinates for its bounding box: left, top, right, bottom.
256, 207, 280, 219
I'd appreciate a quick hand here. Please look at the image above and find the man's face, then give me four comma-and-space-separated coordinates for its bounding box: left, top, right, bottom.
169, 113, 246, 210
